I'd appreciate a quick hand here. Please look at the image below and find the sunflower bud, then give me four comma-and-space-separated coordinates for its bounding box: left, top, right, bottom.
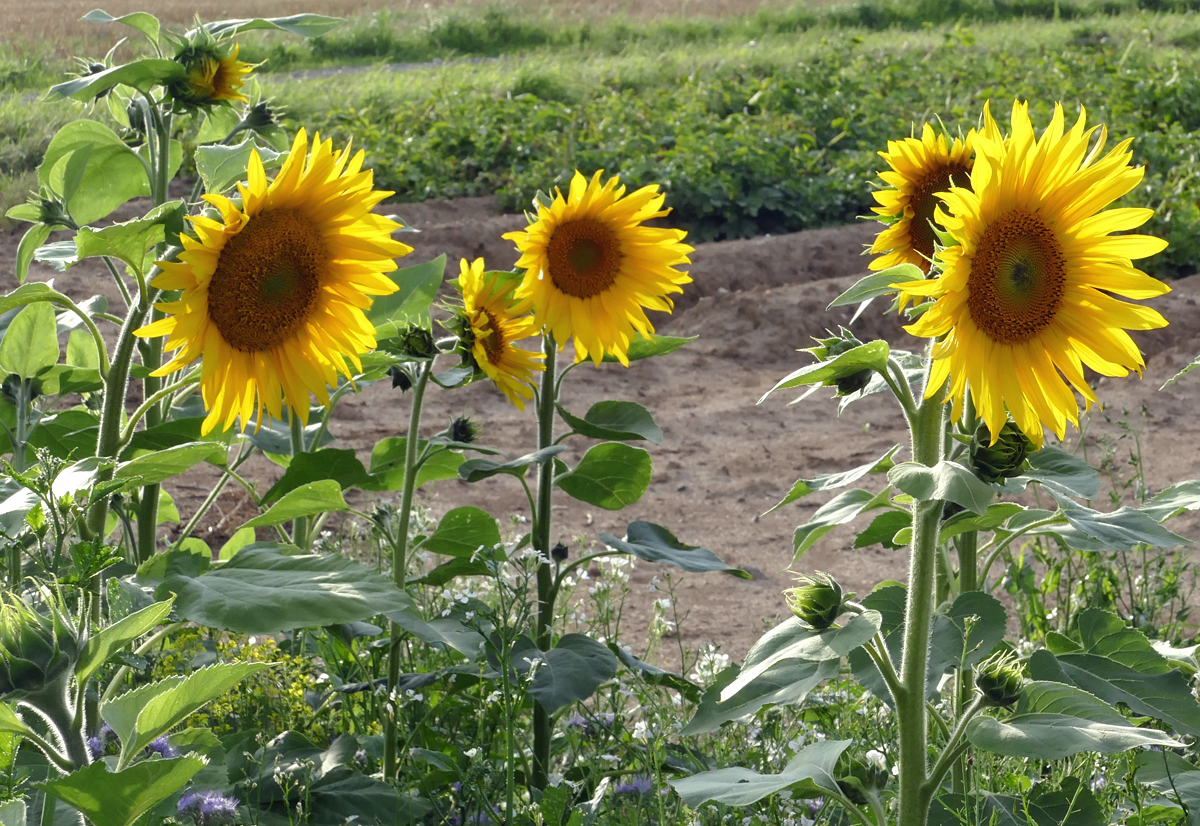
975, 649, 1024, 708
237, 100, 279, 133
806, 329, 875, 397
0, 590, 82, 700
783, 573, 850, 631
836, 752, 889, 804
395, 327, 438, 361
551, 542, 569, 562
2, 375, 41, 405
71, 59, 111, 99
449, 415, 481, 445
970, 421, 1034, 484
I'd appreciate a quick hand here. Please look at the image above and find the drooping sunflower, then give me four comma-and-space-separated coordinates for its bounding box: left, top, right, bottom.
895, 101, 1170, 446
169, 41, 253, 107
136, 129, 411, 435
503, 171, 694, 365
459, 258, 544, 410
869, 123, 978, 311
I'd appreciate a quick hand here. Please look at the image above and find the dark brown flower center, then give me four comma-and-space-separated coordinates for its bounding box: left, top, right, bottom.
207, 209, 325, 352
480, 310, 506, 365
908, 162, 972, 270
967, 208, 1067, 345
547, 218, 621, 298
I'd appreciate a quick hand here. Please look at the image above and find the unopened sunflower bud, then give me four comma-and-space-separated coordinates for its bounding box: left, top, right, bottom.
834, 368, 872, 396
449, 416, 480, 445
1, 375, 40, 404
237, 100, 279, 133
836, 753, 889, 804
551, 542, 569, 562
975, 649, 1024, 708
395, 327, 437, 360
970, 421, 1034, 484
783, 572, 850, 631
0, 590, 82, 700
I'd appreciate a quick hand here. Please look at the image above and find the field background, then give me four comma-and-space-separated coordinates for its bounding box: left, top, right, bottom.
3, 0, 1200, 661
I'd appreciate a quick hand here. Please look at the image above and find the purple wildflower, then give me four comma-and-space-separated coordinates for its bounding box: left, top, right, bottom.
614, 775, 654, 796
1091, 775, 1108, 793
146, 735, 177, 758
177, 790, 239, 826
806, 797, 825, 818
86, 723, 113, 759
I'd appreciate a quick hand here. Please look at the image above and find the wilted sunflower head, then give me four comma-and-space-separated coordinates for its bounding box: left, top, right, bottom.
503, 171, 693, 365
168, 37, 253, 109
894, 100, 1170, 447
456, 257, 544, 410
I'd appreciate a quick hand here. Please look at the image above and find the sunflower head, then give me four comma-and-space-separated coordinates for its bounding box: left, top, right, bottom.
135, 129, 412, 435
895, 100, 1170, 447
168, 37, 253, 109
870, 123, 977, 310
454, 257, 544, 410
503, 171, 693, 366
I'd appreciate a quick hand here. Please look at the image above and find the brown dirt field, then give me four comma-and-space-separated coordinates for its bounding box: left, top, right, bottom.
0, 0, 800, 52
3, 193, 1200, 672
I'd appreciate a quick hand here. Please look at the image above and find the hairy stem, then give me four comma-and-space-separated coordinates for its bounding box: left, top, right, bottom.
532, 332, 558, 791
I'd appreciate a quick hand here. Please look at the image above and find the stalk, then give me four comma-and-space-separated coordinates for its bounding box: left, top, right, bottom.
531, 332, 558, 790
383, 361, 432, 782
896, 369, 947, 826
289, 413, 309, 549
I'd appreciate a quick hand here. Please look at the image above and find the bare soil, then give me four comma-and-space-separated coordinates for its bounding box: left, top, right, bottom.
4, 194, 1200, 670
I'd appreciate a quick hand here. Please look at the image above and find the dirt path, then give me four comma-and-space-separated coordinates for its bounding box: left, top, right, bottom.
4, 195, 1200, 670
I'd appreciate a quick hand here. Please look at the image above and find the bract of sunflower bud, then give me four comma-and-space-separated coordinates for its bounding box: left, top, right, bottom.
387, 367, 413, 392
2, 374, 41, 404
783, 572, 851, 631
17, 188, 74, 230
392, 327, 437, 361
975, 649, 1025, 708
970, 421, 1035, 484
237, 100, 279, 133
71, 58, 111, 99
448, 415, 481, 445
806, 328, 874, 396
835, 753, 889, 804
551, 542, 569, 562
0, 590, 82, 701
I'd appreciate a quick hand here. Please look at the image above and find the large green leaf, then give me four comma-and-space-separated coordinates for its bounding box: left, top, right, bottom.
928, 793, 1025, 826
104, 662, 271, 767
759, 340, 889, 403
122, 418, 231, 458
80, 10, 161, 43
240, 481, 349, 529
387, 597, 485, 659
0, 302, 58, 379
721, 613, 880, 700
369, 437, 465, 490
37, 121, 152, 224
76, 598, 174, 684
458, 446, 565, 483
73, 201, 185, 276
201, 14, 344, 38
38, 756, 205, 826
601, 333, 695, 363
556, 442, 652, 510
368, 256, 446, 337
1048, 491, 1189, 552
15, 224, 52, 284
1012, 446, 1101, 500
853, 510, 911, 550
1135, 751, 1200, 826
792, 488, 893, 561
1028, 609, 1200, 737
598, 521, 749, 578
1142, 480, 1200, 523
195, 138, 284, 195
0, 799, 24, 826
683, 658, 838, 735
262, 448, 376, 503
44, 59, 185, 102
669, 739, 849, 807
158, 544, 415, 633
928, 591, 1007, 679
418, 507, 502, 558
556, 401, 663, 444
767, 445, 902, 515
116, 442, 226, 486
517, 634, 618, 713
888, 460, 994, 515
827, 264, 924, 307
609, 643, 701, 703
938, 503, 1025, 543
966, 681, 1181, 759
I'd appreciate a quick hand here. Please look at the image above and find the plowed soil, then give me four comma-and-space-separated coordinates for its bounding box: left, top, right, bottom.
4, 193, 1200, 669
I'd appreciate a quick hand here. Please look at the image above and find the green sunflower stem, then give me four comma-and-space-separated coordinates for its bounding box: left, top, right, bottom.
532, 331, 558, 792
383, 360, 432, 785
896, 353, 947, 826
289, 413, 309, 550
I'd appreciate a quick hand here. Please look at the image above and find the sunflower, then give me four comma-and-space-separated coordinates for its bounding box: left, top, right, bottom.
170, 42, 253, 107
136, 129, 411, 435
869, 123, 978, 311
895, 101, 1169, 446
459, 258, 544, 410
503, 170, 693, 365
